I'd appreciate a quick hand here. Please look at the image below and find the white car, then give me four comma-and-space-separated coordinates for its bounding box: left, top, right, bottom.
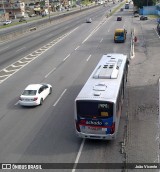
86, 18, 92, 23
3, 20, 12, 25
19, 84, 52, 106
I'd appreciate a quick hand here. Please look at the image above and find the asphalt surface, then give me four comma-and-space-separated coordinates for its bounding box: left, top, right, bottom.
0, 1, 159, 172
0, 2, 130, 172
125, 13, 160, 171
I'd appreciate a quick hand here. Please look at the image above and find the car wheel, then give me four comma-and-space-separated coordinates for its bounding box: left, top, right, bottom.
40, 98, 43, 105
49, 87, 52, 95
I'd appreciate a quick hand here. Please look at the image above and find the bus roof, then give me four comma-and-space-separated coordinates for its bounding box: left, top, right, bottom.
115, 28, 125, 32
75, 54, 128, 103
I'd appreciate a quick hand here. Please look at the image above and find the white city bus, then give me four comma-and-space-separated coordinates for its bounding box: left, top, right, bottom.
74, 54, 129, 140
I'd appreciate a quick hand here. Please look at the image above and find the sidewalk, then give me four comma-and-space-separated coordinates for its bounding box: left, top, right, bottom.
125, 16, 160, 169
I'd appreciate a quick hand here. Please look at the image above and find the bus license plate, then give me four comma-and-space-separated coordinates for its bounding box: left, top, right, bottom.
88, 126, 100, 131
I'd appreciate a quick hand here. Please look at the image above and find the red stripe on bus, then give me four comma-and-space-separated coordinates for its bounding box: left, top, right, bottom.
79, 124, 112, 128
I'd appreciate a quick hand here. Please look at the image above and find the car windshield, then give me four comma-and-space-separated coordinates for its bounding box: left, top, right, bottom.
22, 90, 37, 95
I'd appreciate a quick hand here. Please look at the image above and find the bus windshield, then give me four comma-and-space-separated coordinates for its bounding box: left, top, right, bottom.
115, 32, 124, 37
76, 101, 113, 118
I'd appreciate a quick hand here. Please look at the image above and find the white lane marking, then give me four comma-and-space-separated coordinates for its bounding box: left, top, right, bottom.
0, 27, 79, 85
0, 46, 9, 52
15, 101, 19, 106
45, 67, 56, 78
154, 28, 160, 38
63, 54, 70, 61
100, 38, 103, 43
53, 89, 67, 106
46, 34, 54, 38
72, 139, 85, 172
82, 22, 103, 44
82, 19, 107, 44
86, 54, 91, 61
82, 31, 95, 44
75, 46, 80, 50
16, 47, 26, 52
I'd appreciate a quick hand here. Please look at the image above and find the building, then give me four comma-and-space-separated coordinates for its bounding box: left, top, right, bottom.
0, 0, 26, 19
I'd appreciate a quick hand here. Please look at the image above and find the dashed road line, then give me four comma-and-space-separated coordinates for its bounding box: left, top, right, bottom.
16, 47, 26, 52
82, 18, 108, 44
72, 139, 85, 172
15, 101, 19, 106
45, 67, 56, 78
53, 89, 67, 107
100, 38, 103, 43
63, 54, 70, 61
75, 46, 80, 50
86, 54, 91, 61
0, 46, 9, 52
0, 27, 78, 84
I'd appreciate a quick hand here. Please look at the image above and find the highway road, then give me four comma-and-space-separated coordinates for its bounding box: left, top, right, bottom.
0, 1, 159, 172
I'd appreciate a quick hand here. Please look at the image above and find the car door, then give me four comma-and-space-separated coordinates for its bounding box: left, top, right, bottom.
41, 85, 49, 99
38, 86, 46, 100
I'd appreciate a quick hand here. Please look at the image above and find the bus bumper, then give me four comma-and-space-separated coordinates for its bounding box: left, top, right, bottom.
76, 132, 116, 140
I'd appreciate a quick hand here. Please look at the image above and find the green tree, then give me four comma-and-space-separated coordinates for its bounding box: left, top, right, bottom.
132, 0, 156, 8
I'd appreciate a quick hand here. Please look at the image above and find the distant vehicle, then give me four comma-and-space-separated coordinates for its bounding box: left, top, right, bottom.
117, 16, 122, 21
157, 18, 160, 24
74, 54, 129, 140
114, 28, 127, 43
19, 18, 27, 22
120, 8, 123, 11
29, 14, 36, 17
67, 7, 70, 11
86, 18, 92, 23
19, 84, 52, 106
133, 10, 139, 14
3, 20, 12, 25
140, 16, 148, 20
134, 13, 139, 17
98, 0, 104, 5
125, 3, 129, 9
157, 23, 160, 35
